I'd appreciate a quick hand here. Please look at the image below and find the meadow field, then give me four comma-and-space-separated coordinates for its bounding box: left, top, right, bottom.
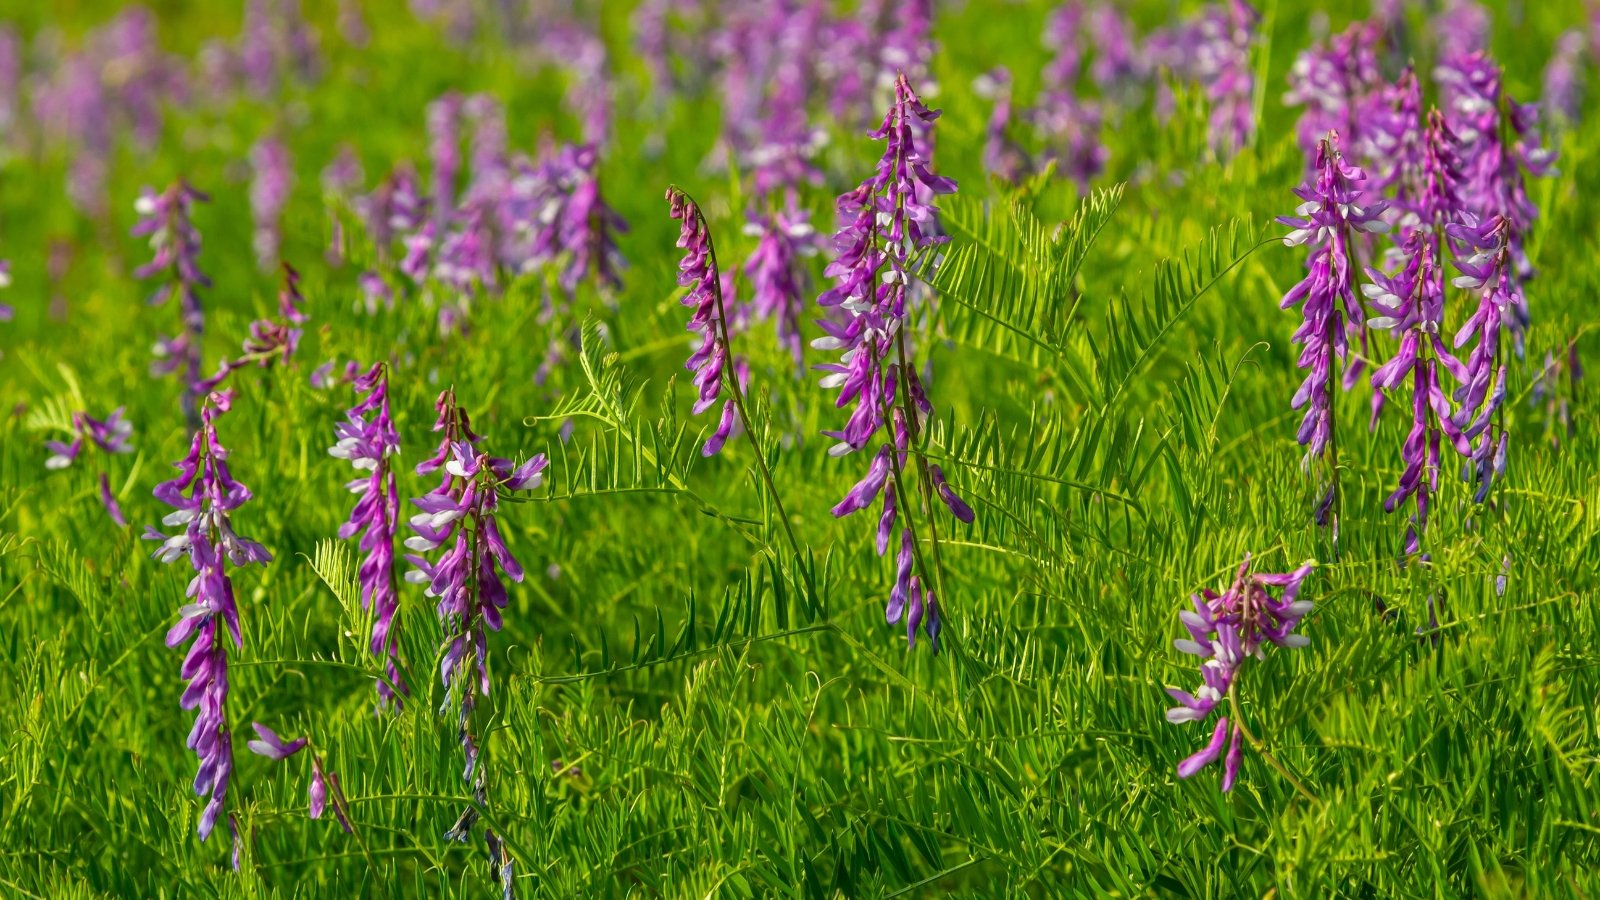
0, 0, 1598, 896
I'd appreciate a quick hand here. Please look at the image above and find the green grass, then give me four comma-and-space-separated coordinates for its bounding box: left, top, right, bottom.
2, 0, 1599, 896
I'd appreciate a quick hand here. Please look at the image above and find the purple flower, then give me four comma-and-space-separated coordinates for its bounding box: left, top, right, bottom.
520, 144, 628, 295
1278, 133, 1388, 521
0, 258, 10, 322
1437, 51, 1553, 344
250, 137, 293, 271
1446, 215, 1519, 502
246, 723, 307, 761
147, 390, 271, 841
331, 363, 407, 708
667, 188, 749, 457
1434, 0, 1490, 60
134, 182, 212, 424
197, 264, 307, 393
248, 725, 352, 832
1542, 31, 1585, 126
742, 201, 819, 370
1283, 21, 1384, 162
43, 408, 135, 524
975, 68, 1032, 183
815, 73, 966, 649
1165, 555, 1314, 791
1193, 2, 1259, 158
1364, 234, 1470, 554
428, 92, 463, 228
405, 389, 545, 812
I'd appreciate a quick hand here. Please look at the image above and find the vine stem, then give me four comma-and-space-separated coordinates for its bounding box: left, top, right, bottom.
1227, 689, 1318, 804
689, 194, 816, 604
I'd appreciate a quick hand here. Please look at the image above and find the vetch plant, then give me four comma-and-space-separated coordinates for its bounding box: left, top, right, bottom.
43, 406, 135, 525
1278, 132, 1388, 530
133, 181, 211, 425
145, 389, 272, 842
330, 362, 406, 708
813, 73, 970, 649
1166, 555, 1316, 796
405, 388, 544, 878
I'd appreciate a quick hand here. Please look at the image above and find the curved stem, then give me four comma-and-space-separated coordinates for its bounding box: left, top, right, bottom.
1227, 689, 1318, 804
688, 196, 816, 604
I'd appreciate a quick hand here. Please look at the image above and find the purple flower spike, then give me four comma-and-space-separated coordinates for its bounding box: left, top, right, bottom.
1165, 555, 1314, 791
331, 362, 407, 708
406, 389, 541, 851
668, 188, 751, 458
133, 182, 212, 424
816, 73, 965, 649
1365, 233, 1467, 554
147, 391, 271, 841
249, 137, 292, 271
1278, 133, 1387, 522
1437, 51, 1553, 354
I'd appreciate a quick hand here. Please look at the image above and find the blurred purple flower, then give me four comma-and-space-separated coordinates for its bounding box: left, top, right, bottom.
250, 137, 293, 271
743, 201, 819, 370
133, 181, 212, 424
1542, 31, 1586, 126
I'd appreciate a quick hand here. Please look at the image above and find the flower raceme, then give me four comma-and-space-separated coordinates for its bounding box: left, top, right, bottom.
145, 390, 271, 841
1165, 555, 1314, 792
330, 362, 406, 708
814, 72, 969, 649
133, 181, 211, 423
667, 187, 746, 456
1278, 132, 1388, 522
405, 390, 545, 781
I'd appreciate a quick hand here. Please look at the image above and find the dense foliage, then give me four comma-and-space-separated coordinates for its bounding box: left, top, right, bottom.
1, 1, 1598, 896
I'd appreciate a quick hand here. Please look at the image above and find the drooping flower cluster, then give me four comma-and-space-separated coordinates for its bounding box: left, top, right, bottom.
1365, 234, 1470, 555
133, 181, 211, 424
1278, 133, 1389, 523
246, 724, 352, 832
43, 407, 135, 525
1446, 215, 1515, 502
197, 263, 308, 393
249, 136, 292, 270
405, 390, 545, 824
814, 73, 969, 649
330, 363, 406, 708
1166, 555, 1314, 792
1436, 51, 1554, 347
146, 390, 272, 841
668, 189, 744, 456
44, 408, 135, 470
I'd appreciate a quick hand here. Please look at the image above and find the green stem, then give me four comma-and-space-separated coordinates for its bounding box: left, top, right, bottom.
1227, 689, 1318, 804
690, 194, 817, 605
